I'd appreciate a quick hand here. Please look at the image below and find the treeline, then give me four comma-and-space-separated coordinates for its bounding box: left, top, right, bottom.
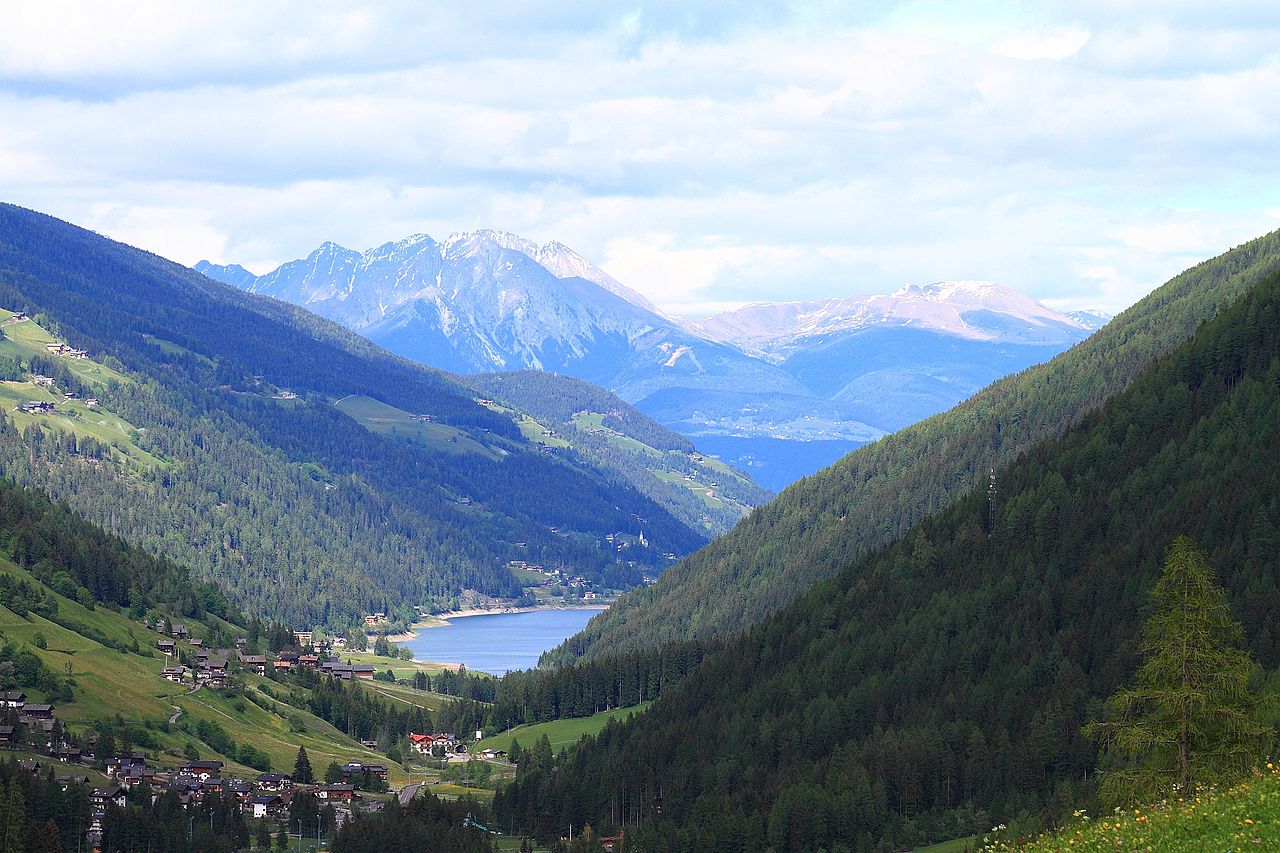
489, 640, 710, 731
495, 267, 1280, 849
101, 786, 249, 853
0, 474, 234, 621
0, 757, 91, 853
270, 671, 434, 748
0, 203, 706, 629
551, 226, 1280, 664
331, 794, 495, 853
425, 641, 709, 741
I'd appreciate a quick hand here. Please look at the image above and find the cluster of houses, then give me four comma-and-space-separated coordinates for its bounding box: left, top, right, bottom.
17, 371, 99, 415
509, 561, 595, 592
155, 620, 377, 685
406, 732, 472, 757
0, 691, 58, 750
45, 342, 88, 359
82, 756, 383, 839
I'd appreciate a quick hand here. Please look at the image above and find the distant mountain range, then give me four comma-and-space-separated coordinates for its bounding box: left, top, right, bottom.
198, 234, 1105, 489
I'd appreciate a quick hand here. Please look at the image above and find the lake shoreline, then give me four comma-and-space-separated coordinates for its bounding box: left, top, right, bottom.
384, 603, 608, 645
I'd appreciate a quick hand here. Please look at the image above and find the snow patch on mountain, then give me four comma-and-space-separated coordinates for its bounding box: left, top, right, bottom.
689, 280, 1090, 353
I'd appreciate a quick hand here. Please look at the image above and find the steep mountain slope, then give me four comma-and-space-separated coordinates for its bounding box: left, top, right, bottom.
200, 240, 1092, 488
0, 475, 448, 790
463, 371, 771, 536
550, 227, 1280, 664
498, 258, 1280, 852
0, 204, 705, 628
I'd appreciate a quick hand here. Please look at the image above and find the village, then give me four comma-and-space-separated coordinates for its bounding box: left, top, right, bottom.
0, 613, 511, 851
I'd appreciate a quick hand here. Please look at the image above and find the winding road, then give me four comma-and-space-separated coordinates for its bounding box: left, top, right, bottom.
168, 682, 202, 724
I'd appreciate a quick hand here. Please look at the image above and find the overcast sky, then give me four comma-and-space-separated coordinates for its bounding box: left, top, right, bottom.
2, 2, 1278, 316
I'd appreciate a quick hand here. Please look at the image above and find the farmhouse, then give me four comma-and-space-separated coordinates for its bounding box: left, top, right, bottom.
251, 794, 286, 819
238, 653, 268, 675
255, 773, 291, 792
341, 761, 388, 781
91, 786, 127, 810
19, 703, 54, 722
315, 784, 355, 802
181, 760, 223, 781
320, 661, 375, 680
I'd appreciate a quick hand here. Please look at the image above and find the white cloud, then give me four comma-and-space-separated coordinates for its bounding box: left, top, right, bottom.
0, 2, 1278, 318
993, 25, 1091, 61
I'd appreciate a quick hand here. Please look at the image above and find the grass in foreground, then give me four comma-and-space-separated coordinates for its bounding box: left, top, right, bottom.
993, 766, 1280, 851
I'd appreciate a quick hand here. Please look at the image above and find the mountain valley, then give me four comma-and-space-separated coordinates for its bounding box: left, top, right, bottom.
199, 236, 1099, 489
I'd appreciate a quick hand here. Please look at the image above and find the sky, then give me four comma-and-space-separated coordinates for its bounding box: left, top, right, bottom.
1, 2, 1278, 317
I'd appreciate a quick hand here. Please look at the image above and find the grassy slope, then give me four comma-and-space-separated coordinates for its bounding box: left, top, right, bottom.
0, 310, 162, 469
333, 394, 501, 459
476, 704, 650, 753
570, 411, 758, 521
0, 556, 426, 785
1004, 768, 1280, 852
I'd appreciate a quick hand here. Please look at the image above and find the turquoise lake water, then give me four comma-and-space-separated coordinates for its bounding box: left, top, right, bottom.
405, 608, 604, 675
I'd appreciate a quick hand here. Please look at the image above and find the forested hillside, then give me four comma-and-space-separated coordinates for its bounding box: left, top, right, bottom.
498, 265, 1280, 850
550, 227, 1280, 664
465, 371, 770, 535
0, 204, 705, 629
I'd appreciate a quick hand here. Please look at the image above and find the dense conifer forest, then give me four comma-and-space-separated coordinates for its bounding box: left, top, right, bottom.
497, 266, 1280, 850
0, 204, 707, 628
552, 227, 1280, 664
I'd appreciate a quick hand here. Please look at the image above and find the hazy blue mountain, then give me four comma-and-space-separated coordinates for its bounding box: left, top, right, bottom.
200, 241, 1098, 487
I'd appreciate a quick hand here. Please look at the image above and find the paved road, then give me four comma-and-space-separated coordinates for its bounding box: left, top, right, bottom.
398, 782, 422, 805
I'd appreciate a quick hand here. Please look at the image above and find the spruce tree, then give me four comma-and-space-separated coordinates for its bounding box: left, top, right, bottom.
293, 745, 314, 784
1086, 537, 1271, 804
2, 780, 25, 853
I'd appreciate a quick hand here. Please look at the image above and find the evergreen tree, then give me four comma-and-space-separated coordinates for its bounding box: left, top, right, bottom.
2, 780, 24, 853
275, 826, 289, 850
293, 745, 314, 784
325, 761, 345, 784
256, 819, 272, 850
1086, 537, 1272, 804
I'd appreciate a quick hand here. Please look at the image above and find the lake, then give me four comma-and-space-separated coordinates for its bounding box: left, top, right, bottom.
405, 608, 605, 674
